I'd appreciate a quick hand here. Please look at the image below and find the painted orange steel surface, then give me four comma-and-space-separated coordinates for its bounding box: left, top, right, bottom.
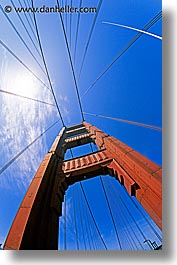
3, 122, 162, 250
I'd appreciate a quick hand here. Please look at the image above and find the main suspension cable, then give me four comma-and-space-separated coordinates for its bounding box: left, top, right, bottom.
81, 11, 162, 98
84, 112, 162, 131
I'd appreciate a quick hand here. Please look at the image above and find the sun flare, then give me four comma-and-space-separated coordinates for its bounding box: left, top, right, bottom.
13, 73, 39, 98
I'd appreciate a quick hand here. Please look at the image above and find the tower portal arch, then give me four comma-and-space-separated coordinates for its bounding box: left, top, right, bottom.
3, 122, 162, 250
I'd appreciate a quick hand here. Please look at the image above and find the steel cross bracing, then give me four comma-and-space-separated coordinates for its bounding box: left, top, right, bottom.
3, 122, 162, 250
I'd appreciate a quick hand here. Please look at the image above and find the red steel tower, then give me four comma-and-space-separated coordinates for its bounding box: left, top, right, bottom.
3, 122, 162, 250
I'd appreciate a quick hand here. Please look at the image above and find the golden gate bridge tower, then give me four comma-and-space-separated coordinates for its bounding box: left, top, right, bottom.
0, 0, 162, 251
3, 122, 162, 250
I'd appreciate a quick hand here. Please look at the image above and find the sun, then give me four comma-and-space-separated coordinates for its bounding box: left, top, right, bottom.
13, 73, 39, 98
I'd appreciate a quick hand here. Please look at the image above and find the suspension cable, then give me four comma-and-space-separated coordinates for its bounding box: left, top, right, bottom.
78, 0, 104, 80
0, 120, 60, 176
69, 148, 102, 250
0, 89, 55, 107
80, 189, 92, 250
84, 112, 162, 131
106, 178, 144, 249
0, 39, 50, 91
125, 189, 162, 241
107, 179, 150, 248
74, 0, 83, 64
81, 11, 162, 98
63, 194, 67, 250
65, 0, 68, 33
0, 5, 46, 76
69, 150, 80, 249
72, 186, 79, 250
79, 182, 108, 250
57, 0, 85, 122
26, 0, 31, 7
99, 177, 122, 250
88, 145, 132, 249
31, 0, 65, 126
9, 0, 41, 58
22, 0, 35, 28
17, 0, 38, 42
77, 184, 86, 250
69, 0, 73, 50
80, 185, 99, 250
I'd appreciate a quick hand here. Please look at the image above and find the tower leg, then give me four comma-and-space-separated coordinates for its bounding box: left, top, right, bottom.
84, 122, 162, 230
4, 128, 66, 250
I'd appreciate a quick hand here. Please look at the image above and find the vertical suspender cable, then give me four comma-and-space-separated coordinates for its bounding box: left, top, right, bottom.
78, 0, 104, 80
79, 182, 108, 250
31, 0, 65, 126
10, 0, 41, 58
77, 184, 86, 250
100, 177, 122, 249
106, 179, 143, 249
74, 0, 83, 64
69, 0, 73, 49
72, 186, 79, 250
64, 194, 67, 250
57, 0, 85, 122
17, 0, 38, 42
109, 179, 150, 248
127, 191, 162, 242
80, 192, 92, 250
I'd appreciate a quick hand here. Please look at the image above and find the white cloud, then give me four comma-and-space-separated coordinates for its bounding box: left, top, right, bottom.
0, 52, 61, 192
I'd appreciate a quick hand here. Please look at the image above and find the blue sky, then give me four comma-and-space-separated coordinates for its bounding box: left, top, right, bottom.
0, 0, 162, 250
